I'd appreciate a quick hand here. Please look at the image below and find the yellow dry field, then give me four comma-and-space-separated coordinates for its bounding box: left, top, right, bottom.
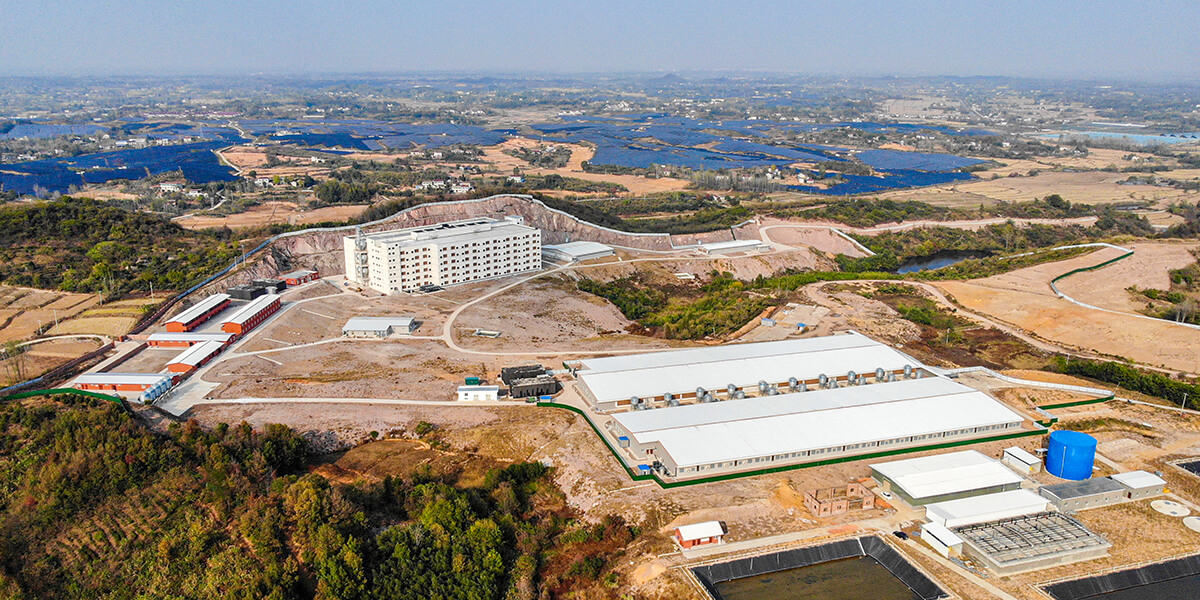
479, 138, 691, 194
883, 170, 1195, 208
70, 188, 140, 201
47, 297, 160, 337
217, 147, 333, 178
174, 201, 368, 230
933, 247, 1200, 373
0, 338, 104, 386
0, 287, 99, 343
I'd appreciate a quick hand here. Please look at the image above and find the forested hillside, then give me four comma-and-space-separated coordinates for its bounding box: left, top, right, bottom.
0, 397, 631, 599
0, 198, 240, 296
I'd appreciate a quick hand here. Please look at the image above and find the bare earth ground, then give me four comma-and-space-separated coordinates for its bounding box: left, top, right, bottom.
1054, 241, 1199, 312
933, 248, 1200, 373
479, 138, 691, 194
237, 292, 445, 354
0, 338, 103, 386
174, 201, 369, 230
756, 220, 869, 256
217, 146, 333, 179
0, 286, 98, 342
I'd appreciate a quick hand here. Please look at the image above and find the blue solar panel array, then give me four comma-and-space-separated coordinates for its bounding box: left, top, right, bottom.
0, 114, 987, 195
0, 124, 107, 140
855, 149, 985, 172
0, 140, 239, 194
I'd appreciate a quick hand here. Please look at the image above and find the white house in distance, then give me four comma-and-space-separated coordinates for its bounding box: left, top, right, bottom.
344, 216, 541, 294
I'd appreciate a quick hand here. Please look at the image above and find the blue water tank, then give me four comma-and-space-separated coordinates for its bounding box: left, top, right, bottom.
1046, 430, 1097, 480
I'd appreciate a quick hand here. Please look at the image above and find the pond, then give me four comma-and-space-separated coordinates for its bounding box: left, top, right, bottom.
896, 250, 991, 274
713, 555, 920, 600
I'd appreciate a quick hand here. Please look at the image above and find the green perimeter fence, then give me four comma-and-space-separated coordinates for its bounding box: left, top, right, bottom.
3, 388, 130, 412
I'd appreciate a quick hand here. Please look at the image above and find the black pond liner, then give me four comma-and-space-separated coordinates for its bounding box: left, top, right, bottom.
1043, 554, 1200, 600
1176, 460, 1200, 477
691, 536, 947, 600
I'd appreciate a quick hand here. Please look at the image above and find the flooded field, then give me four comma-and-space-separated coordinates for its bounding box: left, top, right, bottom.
713, 556, 919, 600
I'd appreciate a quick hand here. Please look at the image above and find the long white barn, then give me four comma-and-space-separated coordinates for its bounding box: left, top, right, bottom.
586, 332, 1031, 479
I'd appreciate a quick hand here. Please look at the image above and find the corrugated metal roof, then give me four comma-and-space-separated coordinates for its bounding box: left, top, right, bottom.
166, 294, 230, 326
280, 269, 317, 279
222, 294, 280, 326
615, 376, 970, 435
73, 373, 172, 386
926, 490, 1048, 528
871, 450, 1024, 500
147, 332, 234, 343
634, 393, 1024, 468
579, 333, 921, 403
168, 340, 225, 367
579, 331, 880, 374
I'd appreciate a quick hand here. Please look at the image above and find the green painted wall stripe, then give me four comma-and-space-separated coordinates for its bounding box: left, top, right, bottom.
1037, 394, 1114, 410
1050, 249, 1133, 286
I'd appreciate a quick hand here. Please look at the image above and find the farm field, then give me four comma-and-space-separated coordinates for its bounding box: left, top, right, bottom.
0, 338, 104, 386
479, 138, 691, 194
47, 297, 160, 337
173, 200, 369, 230
0, 286, 99, 342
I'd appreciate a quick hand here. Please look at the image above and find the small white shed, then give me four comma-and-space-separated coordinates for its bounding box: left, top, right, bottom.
1003, 447, 1042, 474
457, 385, 500, 402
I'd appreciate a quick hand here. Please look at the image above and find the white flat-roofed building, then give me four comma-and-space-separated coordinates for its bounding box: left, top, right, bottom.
1003, 446, 1042, 474
342, 316, 417, 338
871, 450, 1025, 507
925, 489, 1050, 528
542, 241, 615, 263
457, 385, 499, 402
344, 216, 540, 294
921, 522, 964, 558
613, 379, 1026, 478
1110, 470, 1166, 500
577, 332, 927, 410
698, 239, 770, 255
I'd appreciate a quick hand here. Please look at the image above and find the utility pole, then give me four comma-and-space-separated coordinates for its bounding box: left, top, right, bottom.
1183, 392, 1190, 410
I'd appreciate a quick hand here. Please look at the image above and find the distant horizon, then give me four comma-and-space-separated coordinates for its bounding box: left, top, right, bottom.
4, 0, 1199, 81
0, 70, 1195, 86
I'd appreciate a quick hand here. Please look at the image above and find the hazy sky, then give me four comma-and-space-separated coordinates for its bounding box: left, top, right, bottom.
3, 0, 1198, 80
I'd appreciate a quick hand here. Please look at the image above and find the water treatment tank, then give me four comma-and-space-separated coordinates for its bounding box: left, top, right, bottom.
1046, 430, 1097, 480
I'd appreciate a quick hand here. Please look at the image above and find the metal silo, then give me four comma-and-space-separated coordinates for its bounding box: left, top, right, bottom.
1046, 430, 1097, 480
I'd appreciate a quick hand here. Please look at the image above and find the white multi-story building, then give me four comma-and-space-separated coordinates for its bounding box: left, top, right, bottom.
344, 216, 541, 293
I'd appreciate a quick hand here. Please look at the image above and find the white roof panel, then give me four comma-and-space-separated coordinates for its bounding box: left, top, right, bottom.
543, 241, 613, 257
676, 521, 725, 541
147, 332, 234, 344
222, 294, 280, 326
871, 450, 1024, 501
167, 294, 230, 326
168, 340, 225, 367
1110, 470, 1166, 490
579, 332, 880, 374
701, 239, 767, 251
637, 393, 1024, 468
615, 376, 971, 435
926, 489, 1049, 528
73, 373, 172, 386
343, 316, 415, 332
921, 521, 964, 547
1004, 446, 1040, 465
